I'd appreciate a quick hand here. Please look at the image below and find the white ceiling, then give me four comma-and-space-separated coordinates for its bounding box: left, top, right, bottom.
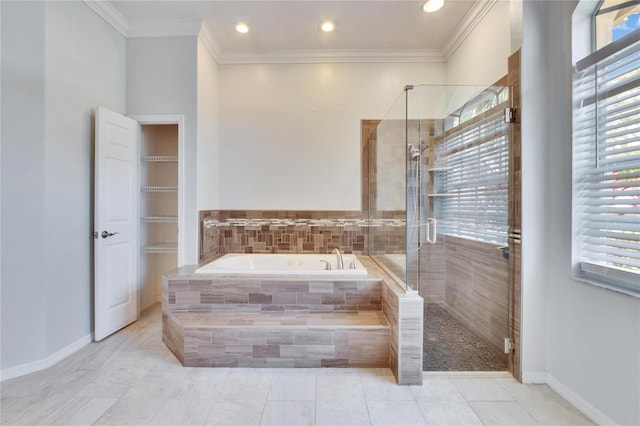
103, 0, 489, 63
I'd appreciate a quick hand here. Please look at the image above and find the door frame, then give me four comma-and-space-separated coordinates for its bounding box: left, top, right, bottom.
129, 115, 186, 269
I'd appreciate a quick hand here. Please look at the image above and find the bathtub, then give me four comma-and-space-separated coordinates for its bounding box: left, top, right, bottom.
195, 253, 368, 276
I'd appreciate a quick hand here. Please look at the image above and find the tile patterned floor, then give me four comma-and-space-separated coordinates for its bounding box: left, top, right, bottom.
0, 304, 594, 425
424, 304, 508, 372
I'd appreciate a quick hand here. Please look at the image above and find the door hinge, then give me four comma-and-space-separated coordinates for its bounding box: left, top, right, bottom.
504, 338, 515, 353
504, 107, 517, 123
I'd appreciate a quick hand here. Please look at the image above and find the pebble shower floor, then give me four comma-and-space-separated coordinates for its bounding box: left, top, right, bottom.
423, 303, 508, 371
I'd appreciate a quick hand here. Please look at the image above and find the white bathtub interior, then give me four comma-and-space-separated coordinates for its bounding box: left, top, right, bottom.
195, 253, 368, 276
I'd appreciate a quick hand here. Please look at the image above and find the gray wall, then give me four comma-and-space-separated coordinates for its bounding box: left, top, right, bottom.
1, 1, 48, 368
126, 36, 199, 264
521, 2, 640, 424
1, 1, 126, 371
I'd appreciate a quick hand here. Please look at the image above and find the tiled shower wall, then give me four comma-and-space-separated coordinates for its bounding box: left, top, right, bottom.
199, 210, 405, 262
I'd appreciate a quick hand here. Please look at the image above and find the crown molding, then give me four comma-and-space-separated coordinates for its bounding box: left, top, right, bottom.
199, 24, 223, 63
85, 0, 491, 65
216, 49, 445, 65
442, 0, 499, 61
82, 0, 128, 37
127, 21, 202, 38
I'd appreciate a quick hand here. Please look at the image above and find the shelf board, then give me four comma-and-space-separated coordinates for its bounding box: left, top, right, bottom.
142, 155, 178, 162
142, 186, 178, 193
427, 193, 455, 197
141, 216, 178, 223
427, 167, 449, 172
143, 243, 178, 254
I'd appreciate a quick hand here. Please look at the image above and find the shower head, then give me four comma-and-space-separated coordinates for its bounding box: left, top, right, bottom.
408, 144, 422, 161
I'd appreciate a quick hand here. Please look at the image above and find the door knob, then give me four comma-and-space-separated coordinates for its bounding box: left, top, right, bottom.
101, 231, 119, 238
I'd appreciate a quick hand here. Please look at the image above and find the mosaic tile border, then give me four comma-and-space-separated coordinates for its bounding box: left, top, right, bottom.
203, 218, 406, 229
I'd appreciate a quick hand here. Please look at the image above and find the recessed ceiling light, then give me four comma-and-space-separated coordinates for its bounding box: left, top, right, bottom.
235, 23, 249, 33
422, 0, 444, 13
320, 21, 336, 32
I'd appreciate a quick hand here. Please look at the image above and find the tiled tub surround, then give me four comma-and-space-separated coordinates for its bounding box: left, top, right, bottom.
162, 256, 423, 385
199, 211, 406, 262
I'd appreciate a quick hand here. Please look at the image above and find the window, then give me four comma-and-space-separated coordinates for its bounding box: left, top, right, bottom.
595, 0, 640, 50
572, 22, 640, 296
434, 87, 509, 245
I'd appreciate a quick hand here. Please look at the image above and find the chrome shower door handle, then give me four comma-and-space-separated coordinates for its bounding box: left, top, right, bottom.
101, 230, 119, 239
426, 218, 437, 244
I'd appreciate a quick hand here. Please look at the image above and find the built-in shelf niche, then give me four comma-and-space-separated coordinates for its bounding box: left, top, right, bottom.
143, 243, 179, 254
139, 124, 179, 310
141, 216, 178, 223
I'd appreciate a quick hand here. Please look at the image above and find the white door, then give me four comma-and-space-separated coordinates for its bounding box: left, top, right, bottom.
94, 106, 139, 341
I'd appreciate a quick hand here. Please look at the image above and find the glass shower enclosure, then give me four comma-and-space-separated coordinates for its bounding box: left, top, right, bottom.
369, 83, 512, 371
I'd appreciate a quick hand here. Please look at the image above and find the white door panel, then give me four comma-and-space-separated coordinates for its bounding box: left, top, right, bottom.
106, 243, 132, 308
95, 106, 138, 342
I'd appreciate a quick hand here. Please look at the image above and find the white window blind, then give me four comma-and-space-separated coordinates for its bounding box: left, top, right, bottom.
573, 28, 640, 296
434, 107, 509, 245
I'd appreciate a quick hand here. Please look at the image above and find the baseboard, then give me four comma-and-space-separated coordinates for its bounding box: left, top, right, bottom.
522, 371, 548, 384
546, 373, 619, 426
140, 295, 162, 312
0, 333, 93, 382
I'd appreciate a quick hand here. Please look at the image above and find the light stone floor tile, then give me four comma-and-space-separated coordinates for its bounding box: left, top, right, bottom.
470, 401, 539, 425
410, 378, 462, 401
452, 377, 515, 401
226, 367, 275, 376
217, 374, 273, 403
315, 367, 363, 376
0, 303, 596, 426
171, 372, 229, 400
495, 378, 594, 424
149, 398, 216, 425
93, 394, 168, 426
316, 374, 366, 402
1, 372, 50, 398
61, 397, 118, 425
367, 400, 427, 426
273, 367, 319, 376
316, 399, 371, 426
2, 391, 75, 426
38, 396, 117, 425
75, 369, 139, 398
260, 400, 315, 426
205, 398, 266, 426
268, 374, 317, 400
418, 396, 482, 426
361, 374, 415, 401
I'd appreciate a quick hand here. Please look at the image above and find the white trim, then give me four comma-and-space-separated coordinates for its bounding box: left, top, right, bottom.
199, 24, 223, 63
522, 371, 549, 384
424, 371, 513, 378
127, 21, 202, 38
81, 0, 497, 64
547, 374, 620, 426
216, 49, 444, 65
82, 0, 128, 37
442, 0, 499, 61
0, 334, 92, 382
522, 371, 621, 425
140, 295, 162, 312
